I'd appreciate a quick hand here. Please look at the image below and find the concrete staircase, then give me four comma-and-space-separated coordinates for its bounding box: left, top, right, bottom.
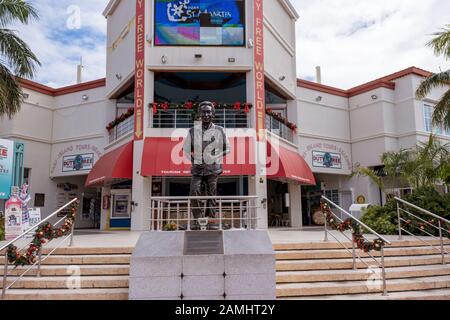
1, 239, 450, 300
0, 247, 131, 300
275, 240, 450, 300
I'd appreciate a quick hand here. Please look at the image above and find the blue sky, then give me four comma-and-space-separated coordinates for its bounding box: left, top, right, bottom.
11, 0, 450, 89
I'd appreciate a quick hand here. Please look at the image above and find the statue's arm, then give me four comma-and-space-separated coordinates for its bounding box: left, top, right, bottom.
223, 130, 231, 156
183, 130, 193, 162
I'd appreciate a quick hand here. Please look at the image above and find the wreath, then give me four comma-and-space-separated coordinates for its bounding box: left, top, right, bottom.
320, 201, 386, 252
6, 200, 80, 267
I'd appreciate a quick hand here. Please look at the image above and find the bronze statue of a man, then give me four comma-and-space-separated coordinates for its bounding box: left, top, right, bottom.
183, 101, 231, 219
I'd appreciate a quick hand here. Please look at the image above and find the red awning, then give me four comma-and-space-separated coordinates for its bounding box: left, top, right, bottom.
85, 142, 133, 187
141, 137, 256, 177
267, 140, 316, 185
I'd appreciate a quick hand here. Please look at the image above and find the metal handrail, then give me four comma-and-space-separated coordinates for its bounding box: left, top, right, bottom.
0, 198, 78, 252
395, 197, 449, 265
321, 196, 391, 245
395, 197, 450, 224
1, 198, 78, 300
150, 196, 259, 231
321, 196, 389, 296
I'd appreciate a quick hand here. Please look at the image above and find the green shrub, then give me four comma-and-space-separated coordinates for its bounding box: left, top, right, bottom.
360, 186, 450, 236
361, 205, 397, 235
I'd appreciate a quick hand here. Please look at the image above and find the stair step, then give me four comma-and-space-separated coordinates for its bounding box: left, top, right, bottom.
1, 275, 129, 289
0, 254, 131, 266
277, 255, 450, 271
273, 239, 450, 251
277, 264, 450, 283
0, 247, 134, 256
281, 288, 450, 300
0, 264, 130, 277
3, 288, 129, 300
276, 275, 450, 297
276, 246, 450, 260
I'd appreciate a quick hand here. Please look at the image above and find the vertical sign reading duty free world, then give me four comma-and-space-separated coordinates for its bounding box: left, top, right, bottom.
134, 0, 145, 140
254, 0, 266, 141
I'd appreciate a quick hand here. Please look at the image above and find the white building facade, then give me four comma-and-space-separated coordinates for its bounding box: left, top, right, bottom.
0, 0, 448, 231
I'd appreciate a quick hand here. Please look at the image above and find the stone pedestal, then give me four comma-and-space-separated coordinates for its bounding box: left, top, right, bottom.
129, 230, 276, 300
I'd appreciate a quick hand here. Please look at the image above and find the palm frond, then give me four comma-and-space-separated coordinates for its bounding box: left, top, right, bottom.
431, 88, 450, 130
426, 24, 450, 58
0, 63, 24, 119
415, 70, 450, 99
0, 28, 40, 78
0, 0, 38, 27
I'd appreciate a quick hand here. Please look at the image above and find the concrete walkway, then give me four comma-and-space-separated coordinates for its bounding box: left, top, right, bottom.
0, 227, 425, 250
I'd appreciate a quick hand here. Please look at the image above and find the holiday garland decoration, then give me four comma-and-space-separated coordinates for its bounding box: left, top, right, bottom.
266, 108, 298, 133
402, 217, 450, 240
150, 101, 253, 115
320, 201, 386, 252
6, 200, 80, 267
106, 107, 134, 132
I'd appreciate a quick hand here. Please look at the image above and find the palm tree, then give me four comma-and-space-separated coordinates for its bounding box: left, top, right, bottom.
416, 25, 450, 129
0, 0, 40, 118
353, 135, 450, 192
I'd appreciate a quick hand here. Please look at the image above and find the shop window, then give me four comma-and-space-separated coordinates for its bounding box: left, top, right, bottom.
153, 72, 248, 128
154, 72, 246, 104
424, 103, 446, 135
324, 190, 340, 206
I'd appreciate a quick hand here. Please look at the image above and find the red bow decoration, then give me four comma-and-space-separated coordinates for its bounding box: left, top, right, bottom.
152, 103, 158, 114
161, 102, 169, 111
244, 103, 250, 114
184, 102, 193, 110
233, 102, 241, 110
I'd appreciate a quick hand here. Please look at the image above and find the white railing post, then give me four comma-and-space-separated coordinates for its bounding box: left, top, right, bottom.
438, 220, 446, 265
397, 202, 403, 240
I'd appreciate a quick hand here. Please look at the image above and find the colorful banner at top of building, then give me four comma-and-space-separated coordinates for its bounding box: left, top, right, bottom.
154, 0, 245, 46
254, 0, 265, 141
0, 138, 14, 199
134, 0, 145, 141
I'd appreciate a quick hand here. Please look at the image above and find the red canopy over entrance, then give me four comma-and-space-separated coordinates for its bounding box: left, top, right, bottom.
85, 142, 133, 187
267, 140, 316, 185
141, 137, 256, 177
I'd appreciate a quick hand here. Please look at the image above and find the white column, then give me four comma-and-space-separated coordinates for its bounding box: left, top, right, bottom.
131, 140, 151, 231
100, 186, 111, 231
289, 183, 302, 228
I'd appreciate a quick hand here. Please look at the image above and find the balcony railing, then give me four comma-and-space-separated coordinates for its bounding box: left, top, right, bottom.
152, 109, 249, 129
265, 114, 294, 143
109, 115, 134, 143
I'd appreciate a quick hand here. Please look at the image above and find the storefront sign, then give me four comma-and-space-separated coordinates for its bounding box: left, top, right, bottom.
254, 0, 266, 141
51, 143, 102, 176
303, 142, 352, 170
134, 0, 145, 140
312, 151, 342, 169
62, 153, 94, 172
0, 139, 14, 200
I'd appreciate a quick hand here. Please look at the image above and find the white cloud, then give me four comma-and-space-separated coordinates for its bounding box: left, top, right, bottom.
11, 0, 108, 87
292, 0, 450, 89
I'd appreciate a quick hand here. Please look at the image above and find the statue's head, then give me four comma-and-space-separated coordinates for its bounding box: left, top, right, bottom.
199, 101, 215, 125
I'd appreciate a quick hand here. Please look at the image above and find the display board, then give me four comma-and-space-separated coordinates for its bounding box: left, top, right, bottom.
155, 0, 245, 46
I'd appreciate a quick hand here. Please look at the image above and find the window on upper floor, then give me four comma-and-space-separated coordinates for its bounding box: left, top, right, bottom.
423, 103, 445, 135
